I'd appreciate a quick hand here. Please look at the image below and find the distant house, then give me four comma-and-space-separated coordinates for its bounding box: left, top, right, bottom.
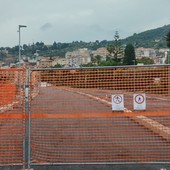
37, 58, 53, 68
52, 57, 69, 67
65, 48, 91, 67
1, 49, 9, 55
65, 48, 90, 58
10, 63, 16, 68
135, 47, 157, 59
91, 47, 109, 61
68, 55, 91, 67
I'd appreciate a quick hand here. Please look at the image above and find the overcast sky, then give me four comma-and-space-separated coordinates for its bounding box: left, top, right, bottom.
0, 0, 170, 47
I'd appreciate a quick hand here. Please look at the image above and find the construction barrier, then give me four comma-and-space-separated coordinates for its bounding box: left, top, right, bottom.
0, 68, 26, 167
0, 84, 16, 107
29, 65, 170, 166
0, 66, 170, 168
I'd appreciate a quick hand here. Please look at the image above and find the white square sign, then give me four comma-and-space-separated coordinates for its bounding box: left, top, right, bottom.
111, 94, 124, 111
133, 93, 146, 110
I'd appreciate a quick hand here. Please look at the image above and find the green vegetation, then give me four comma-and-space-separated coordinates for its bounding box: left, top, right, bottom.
98, 57, 121, 66
122, 24, 170, 48
0, 24, 170, 65
123, 43, 136, 65
166, 30, 170, 48
165, 31, 170, 64
107, 31, 124, 62
136, 57, 154, 65
93, 31, 124, 67
52, 63, 62, 68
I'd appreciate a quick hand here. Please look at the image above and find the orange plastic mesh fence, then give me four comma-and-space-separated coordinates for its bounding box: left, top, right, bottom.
30, 65, 170, 165
0, 68, 26, 166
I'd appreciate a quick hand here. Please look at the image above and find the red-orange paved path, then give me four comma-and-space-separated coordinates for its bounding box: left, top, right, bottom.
0, 118, 24, 166
30, 87, 170, 164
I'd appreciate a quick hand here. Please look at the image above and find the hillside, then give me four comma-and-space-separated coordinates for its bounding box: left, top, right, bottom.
1, 24, 170, 61
121, 24, 170, 48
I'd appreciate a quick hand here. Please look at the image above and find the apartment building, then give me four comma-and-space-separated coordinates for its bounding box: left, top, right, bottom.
52, 57, 69, 67
37, 58, 53, 68
135, 47, 157, 59
65, 48, 91, 67
91, 47, 109, 61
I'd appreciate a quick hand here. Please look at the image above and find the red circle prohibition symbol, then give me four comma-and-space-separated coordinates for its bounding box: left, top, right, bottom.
113, 95, 122, 104
135, 94, 144, 104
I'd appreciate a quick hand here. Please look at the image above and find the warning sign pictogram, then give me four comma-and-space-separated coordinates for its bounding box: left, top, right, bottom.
135, 94, 144, 104
113, 95, 122, 104
112, 94, 124, 111
133, 93, 146, 111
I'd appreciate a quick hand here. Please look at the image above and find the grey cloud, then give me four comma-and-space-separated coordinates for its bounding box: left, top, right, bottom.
0, 0, 170, 47
40, 23, 53, 31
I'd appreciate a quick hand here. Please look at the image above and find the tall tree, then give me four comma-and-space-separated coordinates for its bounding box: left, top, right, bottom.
52, 41, 57, 50
95, 55, 102, 65
166, 30, 170, 48
123, 43, 136, 65
166, 31, 170, 64
107, 31, 124, 62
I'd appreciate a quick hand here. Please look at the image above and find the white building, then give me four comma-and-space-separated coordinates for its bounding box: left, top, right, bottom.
68, 56, 91, 67
91, 47, 109, 61
65, 48, 90, 58
52, 57, 69, 67
135, 47, 157, 58
65, 48, 91, 67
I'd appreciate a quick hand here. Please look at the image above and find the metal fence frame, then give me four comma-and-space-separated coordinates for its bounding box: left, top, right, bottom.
26, 65, 170, 169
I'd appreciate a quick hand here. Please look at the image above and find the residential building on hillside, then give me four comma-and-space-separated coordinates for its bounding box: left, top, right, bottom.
158, 48, 169, 53
0, 61, 5, 68
65, 48, 91, 67
37, 58, 53, 68
52, 57, 69, 67
135, 47, 170, 64
135, 47, 157, 59
68, 56, 91, 67
65, 48, 90, 58
91, 47, 109, 61
160, 49, 170, 64
0, 49, 8, 55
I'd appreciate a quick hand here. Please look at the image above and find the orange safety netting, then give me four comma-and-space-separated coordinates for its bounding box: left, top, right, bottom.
29, 66, 170, 165
0, 68, 26, 166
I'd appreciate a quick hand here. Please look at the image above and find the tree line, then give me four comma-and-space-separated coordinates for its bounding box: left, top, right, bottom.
1, 25, 170, 66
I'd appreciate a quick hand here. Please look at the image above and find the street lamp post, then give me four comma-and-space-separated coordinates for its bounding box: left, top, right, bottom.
18, 25, 27, 67
18, 25, 27, 169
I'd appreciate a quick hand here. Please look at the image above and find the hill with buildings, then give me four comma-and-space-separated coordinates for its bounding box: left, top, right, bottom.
0, 24, 170, 67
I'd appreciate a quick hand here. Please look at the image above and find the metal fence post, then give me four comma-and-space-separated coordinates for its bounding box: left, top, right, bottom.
24, 68, 31, 170
28, 68, 31, 169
